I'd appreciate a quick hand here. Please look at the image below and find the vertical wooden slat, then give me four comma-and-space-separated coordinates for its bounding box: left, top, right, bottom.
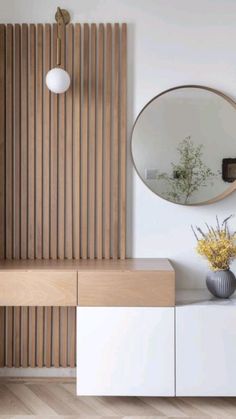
120, 24, 127, 259
13, 24, 21, 259
21, 24, 28, 259
96, 24, 104, 259
50, 24, 58, 259
6, 24, 13, 259
43, 24, 51, 259
58, 24, 65, 260
68, 307, 76, 367
65, 24, 73, 259
52, 306, 60, 367
112, 24, 120, 259
36, 24, 43, 259
13, 306, 21, 367
88, 23, 96, 259
104, 24, 112, 259
0, 307, 5, 366
73, 23, 81, 259
29, 307, 36, 367
81, 23, 89, 259
45, 307, 52, 367
0, 25, 5, 260
21, 306, 28, 367
60, 307, 68, 367
6, 307, 13, 367
36, 306, 44, 367
28, 24, 36, 259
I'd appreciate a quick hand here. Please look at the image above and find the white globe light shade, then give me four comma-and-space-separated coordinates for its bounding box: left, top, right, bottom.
46, 67, 70, 94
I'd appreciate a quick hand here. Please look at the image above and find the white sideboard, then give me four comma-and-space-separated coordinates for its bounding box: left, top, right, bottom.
176, 290, 236, 397
77, 287, 236, 397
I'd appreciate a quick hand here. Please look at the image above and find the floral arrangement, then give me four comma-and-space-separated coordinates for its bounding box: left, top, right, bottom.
192, 216, 236, 271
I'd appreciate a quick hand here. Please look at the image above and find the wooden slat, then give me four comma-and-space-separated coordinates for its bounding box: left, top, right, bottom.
43, 24, 51, 259
13, 306, 21, 367
68, 307, 76, 367
28, 24, 36, 259
0, 25, 5, 260
58, 24, 65, 260
36, 307, 44, 367
21, 306, 28, 367
6, 307, 13, 367
0, 307, 5, 366
60, 307, 68, 367
35, 24, 43, 259
13, 24, 21, 260
21, 24, 28, 259
104, 24, 112, 259
50, 23, 58, 259
65, 24, 73, 259
81, 23, 89, 259
88, 23, 96, 259
45, 307, 52, 367
6, 24, 13, 259
120, 23, 127, 259
73, 23, 81, 259
112, 24, 120, 259
52, 307, 60, 367
29, 307, 36, 367
96, 24, 104, 259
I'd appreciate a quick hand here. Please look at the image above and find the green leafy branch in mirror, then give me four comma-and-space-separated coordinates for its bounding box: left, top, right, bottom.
156, 136, 217, 204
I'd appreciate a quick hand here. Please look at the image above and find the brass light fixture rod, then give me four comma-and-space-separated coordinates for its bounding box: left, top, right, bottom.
55, 7, 71, 66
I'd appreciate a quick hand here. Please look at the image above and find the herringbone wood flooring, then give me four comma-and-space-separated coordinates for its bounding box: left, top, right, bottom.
0, 379, 236, 417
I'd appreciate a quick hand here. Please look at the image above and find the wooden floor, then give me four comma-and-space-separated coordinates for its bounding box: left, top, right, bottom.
0, 380, 236, 418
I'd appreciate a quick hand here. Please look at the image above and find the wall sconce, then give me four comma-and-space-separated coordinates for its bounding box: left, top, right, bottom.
46, 7, 71, 94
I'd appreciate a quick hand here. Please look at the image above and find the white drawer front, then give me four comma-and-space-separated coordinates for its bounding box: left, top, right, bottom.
77, 307, 174, 396
176, 305, 236, 396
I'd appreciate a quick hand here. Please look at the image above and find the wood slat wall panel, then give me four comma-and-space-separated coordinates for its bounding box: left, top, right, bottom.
13, 24, 21, 260
0, 23, 127, 367
21, 24, 28, 260
35, 24, 43, 259
43, 24, 51, 259
112, 24, 120, 259
58, 24, 65, 260
50, 23, 58, 259
65, 24, 73, 259
72, 23, 81, 259
96, 24, 104, 259
0, 25, 5, 260
6, 24, 13, 260
28, 24, 35, 259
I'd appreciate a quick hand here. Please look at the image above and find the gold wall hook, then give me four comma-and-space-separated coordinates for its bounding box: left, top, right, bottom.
55, 7, 70, 25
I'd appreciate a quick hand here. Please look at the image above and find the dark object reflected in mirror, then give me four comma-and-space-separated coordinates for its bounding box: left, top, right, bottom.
131, 85, 236, 205
222, 158, 236, 183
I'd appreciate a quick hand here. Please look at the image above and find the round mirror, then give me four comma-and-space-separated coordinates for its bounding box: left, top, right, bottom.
131, 85, 236, 205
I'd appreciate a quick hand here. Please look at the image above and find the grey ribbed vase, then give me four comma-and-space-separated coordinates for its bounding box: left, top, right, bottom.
206, 269, 236, 298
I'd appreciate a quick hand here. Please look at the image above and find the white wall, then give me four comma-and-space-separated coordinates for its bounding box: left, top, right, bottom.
1, 0, 236, 288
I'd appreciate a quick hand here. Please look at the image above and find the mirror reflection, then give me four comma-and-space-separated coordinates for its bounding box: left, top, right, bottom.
131, 86, 236, 205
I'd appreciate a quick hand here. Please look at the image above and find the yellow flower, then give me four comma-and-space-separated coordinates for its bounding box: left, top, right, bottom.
196, 231, 236, 270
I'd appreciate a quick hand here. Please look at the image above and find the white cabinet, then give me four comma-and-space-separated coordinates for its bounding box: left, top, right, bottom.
77, 307, 175, 396
176, 299, 236, 396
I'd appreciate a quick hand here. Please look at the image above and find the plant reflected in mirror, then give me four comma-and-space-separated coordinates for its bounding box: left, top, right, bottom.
156, 136, 218, 204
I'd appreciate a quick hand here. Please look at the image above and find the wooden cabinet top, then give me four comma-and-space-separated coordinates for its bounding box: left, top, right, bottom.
0, 258, 174, 272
